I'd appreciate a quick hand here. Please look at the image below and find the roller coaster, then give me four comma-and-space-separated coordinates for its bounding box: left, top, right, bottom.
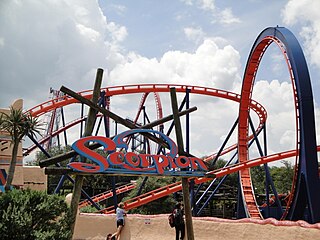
23, 27, 320, 224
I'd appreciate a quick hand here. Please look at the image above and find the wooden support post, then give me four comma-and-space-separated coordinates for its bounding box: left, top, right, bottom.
60, 85, 170, 148
69, 68, 104, 237
39, 89, 197, 167
170, 87, 195, 240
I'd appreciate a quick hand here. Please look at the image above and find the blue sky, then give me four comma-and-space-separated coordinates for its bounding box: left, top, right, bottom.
99, 1, 286, 58
1, 0, 320, 162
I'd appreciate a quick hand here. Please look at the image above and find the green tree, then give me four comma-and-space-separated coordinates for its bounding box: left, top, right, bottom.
0, 189, 71, 240
209, 158, 238, 189
34, 145, 72, 166
251, 165, 266, 194
123, 176, 176, 214
34, 146, 74, 194
0, 106, 42, 191
249, 161, 294, 207
269, 160, 294, 194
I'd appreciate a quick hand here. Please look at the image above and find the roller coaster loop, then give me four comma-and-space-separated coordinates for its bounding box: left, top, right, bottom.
23, 27, 320, 224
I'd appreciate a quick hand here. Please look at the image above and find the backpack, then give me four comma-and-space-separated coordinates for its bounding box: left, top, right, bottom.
168, 212, 175, 228
173, 209, 183, 226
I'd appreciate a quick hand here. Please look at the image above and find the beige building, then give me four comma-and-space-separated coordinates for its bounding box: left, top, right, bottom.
0, 99, 47, 192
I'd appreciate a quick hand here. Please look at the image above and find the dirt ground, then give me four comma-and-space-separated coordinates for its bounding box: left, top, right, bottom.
73, 213, 320, 240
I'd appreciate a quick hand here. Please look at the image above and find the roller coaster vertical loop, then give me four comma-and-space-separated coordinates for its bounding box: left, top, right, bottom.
21, 27, 320, 223
238, 27, 320, 223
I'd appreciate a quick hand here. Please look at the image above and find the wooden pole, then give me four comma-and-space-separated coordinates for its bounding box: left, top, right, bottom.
69, 68, 104, 237
170, 87, 195, 240
39, 89, 197, 167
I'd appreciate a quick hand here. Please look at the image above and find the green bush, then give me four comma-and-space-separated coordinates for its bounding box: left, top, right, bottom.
80, 204, 101, 213
0, 189, 71, 240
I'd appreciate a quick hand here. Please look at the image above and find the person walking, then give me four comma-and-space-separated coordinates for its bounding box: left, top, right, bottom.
173, 202, 185, 240
111, 202, 127, 240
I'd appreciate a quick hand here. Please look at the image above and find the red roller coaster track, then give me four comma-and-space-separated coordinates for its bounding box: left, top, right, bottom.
25, 82, 294, 213
25, 84, 316, 217
25, 27, 320, 223
25, 84, 268, 212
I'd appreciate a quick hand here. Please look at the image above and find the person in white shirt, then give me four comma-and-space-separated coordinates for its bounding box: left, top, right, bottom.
111, 202, 126, 240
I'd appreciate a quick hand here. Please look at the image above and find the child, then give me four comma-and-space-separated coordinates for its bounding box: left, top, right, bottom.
111, 202, 127, 240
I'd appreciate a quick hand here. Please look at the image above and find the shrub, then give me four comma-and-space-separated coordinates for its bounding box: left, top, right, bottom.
80, 204, 101, 213
0, 189, 71, 240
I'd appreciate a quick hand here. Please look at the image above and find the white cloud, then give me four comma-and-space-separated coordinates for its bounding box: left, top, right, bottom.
109, 39, 241, 91
108, 39, 242, 157
0, 0, 126, 108
1, 0, 316, 165
76, 24, 101, 42
270, 52, 285, 74
184, 26, 205, 44
106, 22, 128, 43
252, 80, 296, 154
108, 39, 242, 151
199, 0, 215, 11
282, 0, 319, 25
181, 0, 240, 25
282, 0, 320, 68
219, 8, 241, 24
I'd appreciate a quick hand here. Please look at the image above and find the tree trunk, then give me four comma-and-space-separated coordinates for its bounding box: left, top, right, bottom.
4, 139, 20, 191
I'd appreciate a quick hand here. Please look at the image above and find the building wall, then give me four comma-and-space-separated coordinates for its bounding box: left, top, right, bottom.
0, 100, 47, 191
23, 166, 47, 191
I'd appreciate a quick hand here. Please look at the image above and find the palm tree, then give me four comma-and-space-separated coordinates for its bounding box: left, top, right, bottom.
0, 106, 42, 191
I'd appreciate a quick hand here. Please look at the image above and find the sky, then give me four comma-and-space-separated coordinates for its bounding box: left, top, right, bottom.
1, 0, 320, 164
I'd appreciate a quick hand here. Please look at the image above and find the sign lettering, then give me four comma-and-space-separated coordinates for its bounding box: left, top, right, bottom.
68, 129, 208, 177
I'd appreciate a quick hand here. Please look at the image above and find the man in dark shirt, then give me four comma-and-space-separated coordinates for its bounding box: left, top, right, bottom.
173, 202, 185, 240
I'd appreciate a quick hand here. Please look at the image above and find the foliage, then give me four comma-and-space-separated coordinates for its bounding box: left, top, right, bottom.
211, 158, 294, 197
251, 161, 294, 195
0, 106, 42, 141
0, 189, 71, 240
34, 146, 137, 205
251, 165, 266, 194
79, 204, 101, 213
212, 158, 238, 188
34, 146, 74, 194
34, 145, 72, 166
123, 176, 176, 214
269, 161, 294, 194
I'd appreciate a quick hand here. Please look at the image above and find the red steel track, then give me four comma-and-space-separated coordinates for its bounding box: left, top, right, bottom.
25, 83, 305, 215
26, 85, 317, 217
26, 84, 267, 159
26, 84, 268, 213
238, 35, 300, 219
78, 183, 135, 208
24, 27, 320, 222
